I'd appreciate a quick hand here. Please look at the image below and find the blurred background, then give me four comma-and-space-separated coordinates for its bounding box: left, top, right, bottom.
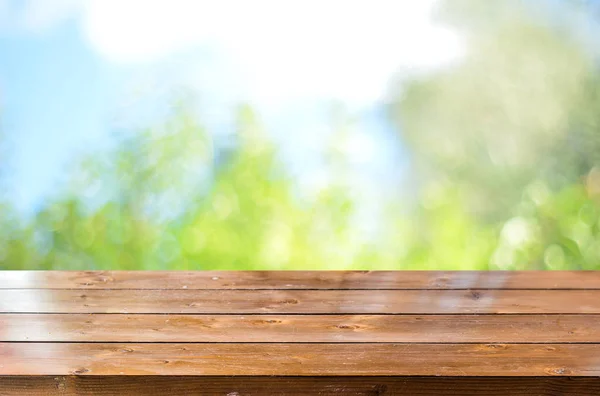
1, 0, 600, 270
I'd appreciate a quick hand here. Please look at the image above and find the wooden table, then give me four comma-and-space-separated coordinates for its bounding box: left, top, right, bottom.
1, 271, 600, 395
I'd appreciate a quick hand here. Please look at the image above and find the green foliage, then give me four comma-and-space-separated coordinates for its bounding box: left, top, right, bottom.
493, 183, 600, 270
0, 100, 363, 270
395, 11, 591, 219
388, 0, 600, 270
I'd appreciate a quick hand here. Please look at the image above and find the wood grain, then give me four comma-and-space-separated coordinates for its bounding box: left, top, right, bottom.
1, 343, 599, 376
1, 289, 599, 313
1, 376, 600, 395
2, 270, 599, 290
1, 314, 599, 343
3, 270, 600, 393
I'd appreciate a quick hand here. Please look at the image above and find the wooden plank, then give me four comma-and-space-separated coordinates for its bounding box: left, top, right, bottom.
1, 343, 599, 376
2, 314, 599, 343
2, 270, 600, 290
1, 376, 600, 396
1, 289, 600, 314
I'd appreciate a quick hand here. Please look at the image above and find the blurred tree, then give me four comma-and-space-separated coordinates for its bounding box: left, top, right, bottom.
390, 0, 600, 269
393, 2, 593, 219
1, 99, 359, 271
178, 103, 308, 270
179, 103, 358, 270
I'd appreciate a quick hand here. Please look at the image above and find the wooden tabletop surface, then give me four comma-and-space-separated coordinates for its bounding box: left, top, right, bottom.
1, 270, 600, 395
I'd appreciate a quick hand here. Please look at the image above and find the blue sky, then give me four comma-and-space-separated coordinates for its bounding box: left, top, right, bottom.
1, 19, 121, 210
0, 0, 463, 213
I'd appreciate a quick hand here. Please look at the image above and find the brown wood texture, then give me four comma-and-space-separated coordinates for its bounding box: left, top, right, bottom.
2, 270, 600, 394
1, 314, 598, 343
2, 270, 600, 289
1, 343, 600, 376
1, 376, 599, 396
1, 288, 599, 313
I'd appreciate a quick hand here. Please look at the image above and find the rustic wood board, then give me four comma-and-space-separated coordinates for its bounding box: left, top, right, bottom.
1, 376, 599, 396
1, 343, 599, 376
2, 270, 599, 289
1, 289, 600, 313
1, 314, 598, 343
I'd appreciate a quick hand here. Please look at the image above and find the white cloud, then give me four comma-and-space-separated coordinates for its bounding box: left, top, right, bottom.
82, 0, 464, 107
12, 0, 465, 108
